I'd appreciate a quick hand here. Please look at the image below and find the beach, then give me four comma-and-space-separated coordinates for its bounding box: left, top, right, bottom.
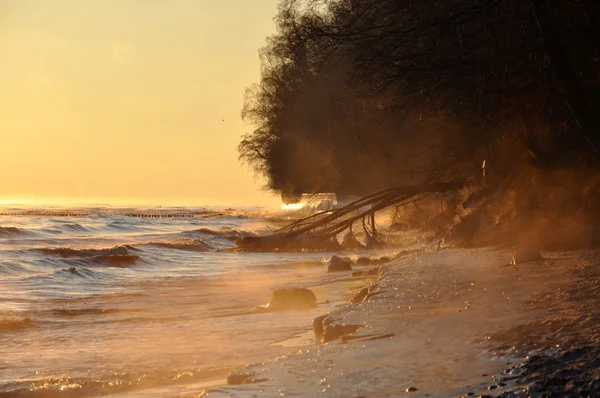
2, 206, 599, 397
0, 205, 397, 397
200, 248, 600, 397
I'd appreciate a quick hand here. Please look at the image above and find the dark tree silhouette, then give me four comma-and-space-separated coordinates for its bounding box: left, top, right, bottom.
239, 0, 600, 199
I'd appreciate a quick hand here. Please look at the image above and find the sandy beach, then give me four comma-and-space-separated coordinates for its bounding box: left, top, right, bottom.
195, 247, 600, 397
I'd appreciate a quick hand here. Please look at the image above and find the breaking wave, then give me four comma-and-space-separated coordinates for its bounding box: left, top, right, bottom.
0, 261, 30, 275
35, 246, 141, 267
0, 226, 28, 237
52, 267, 108, 280
58, 223, 89, 233
84, 254, 140, 267
147, 238, 212, 252
36, 245, 138, 258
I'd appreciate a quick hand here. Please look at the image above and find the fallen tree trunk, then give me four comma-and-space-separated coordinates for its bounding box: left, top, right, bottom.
235, 181, 466, 252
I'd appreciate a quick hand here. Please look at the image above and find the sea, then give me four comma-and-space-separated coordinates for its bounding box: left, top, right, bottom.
0, 204, 396, 397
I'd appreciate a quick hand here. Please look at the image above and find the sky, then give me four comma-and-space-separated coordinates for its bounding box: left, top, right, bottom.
0, 0, 281, 206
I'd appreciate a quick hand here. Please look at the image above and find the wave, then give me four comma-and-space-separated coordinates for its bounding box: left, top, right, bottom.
58, 223, 89, 233
38, 227, 63, 235
106, 221, 151, 232
147, 238, 212, 252
36, 245, 137, 258
0, 226, 28, 237
191, 228, 255, 241
35, 245, 141, 268
0, 261, 31, 276
86, 254, 140, 268
52, 267, 108, 280
0, 366, 233, 398
48, 307, 122, 317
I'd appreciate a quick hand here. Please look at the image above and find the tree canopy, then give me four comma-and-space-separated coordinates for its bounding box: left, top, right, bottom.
239, 0, 600, 200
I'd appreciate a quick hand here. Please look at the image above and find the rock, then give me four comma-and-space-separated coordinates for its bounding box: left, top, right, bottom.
329, 255, 353, 265
323, 323, 361, 343
389, 222, 410, 232
351, 285, 382, 303
351, 287, 369, 304
510, 248, 543, 265
267, 287, 317, 311
341, 231, 365, 249
312, 314, 328, 344
356, 256, 371, 265
227, 370, 264, 385
328, 255, 353, 272
406, 386, 418, 392
313, 314, 360, 344
370, 256, 391, 265
328, 261, 353, 272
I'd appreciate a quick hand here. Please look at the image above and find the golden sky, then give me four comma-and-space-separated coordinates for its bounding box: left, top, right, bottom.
0, 0, 281, 206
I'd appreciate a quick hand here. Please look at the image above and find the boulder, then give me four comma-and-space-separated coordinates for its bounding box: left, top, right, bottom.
510, 248, 543, 265
313, 314, 361, 344
328, 255, 353, 272
267, 287, 317, 311
356, 256, 372, 265
312, 314, 328, 344
351, 284, 382, 303
351, 287, 370, 304
328, 261, 353, 272
371, 256, 391, 265
324, 323, 361, 343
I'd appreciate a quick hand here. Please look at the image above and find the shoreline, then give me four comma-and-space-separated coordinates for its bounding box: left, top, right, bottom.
100, 252, 383, 398
197, 246, 599, 397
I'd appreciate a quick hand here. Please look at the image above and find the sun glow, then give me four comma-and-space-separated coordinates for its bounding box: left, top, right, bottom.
0, 0, 281, 206
281, 202, 307, 211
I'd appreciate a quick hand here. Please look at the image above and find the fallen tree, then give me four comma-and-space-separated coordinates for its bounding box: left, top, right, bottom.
234, 182, 466, 252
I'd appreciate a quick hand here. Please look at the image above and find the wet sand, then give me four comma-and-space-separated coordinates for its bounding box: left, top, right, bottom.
196, 247, 598, 397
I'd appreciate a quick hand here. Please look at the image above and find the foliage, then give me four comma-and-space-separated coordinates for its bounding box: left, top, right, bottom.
239, 0, 600, 197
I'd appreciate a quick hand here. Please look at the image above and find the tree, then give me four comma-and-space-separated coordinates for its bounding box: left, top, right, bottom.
239, 0, 600, 199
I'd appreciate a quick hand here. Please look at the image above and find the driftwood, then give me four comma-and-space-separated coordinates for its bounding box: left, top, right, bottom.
235, 182, 466, 252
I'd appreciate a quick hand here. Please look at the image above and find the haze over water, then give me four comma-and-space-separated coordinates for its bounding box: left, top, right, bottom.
0, 205, 348, 396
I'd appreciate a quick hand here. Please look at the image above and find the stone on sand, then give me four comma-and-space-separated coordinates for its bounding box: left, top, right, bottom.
267, 287, 317, 311
328, 255, 353, 272
356, 256, 372, 265
313, 314, 361, 344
